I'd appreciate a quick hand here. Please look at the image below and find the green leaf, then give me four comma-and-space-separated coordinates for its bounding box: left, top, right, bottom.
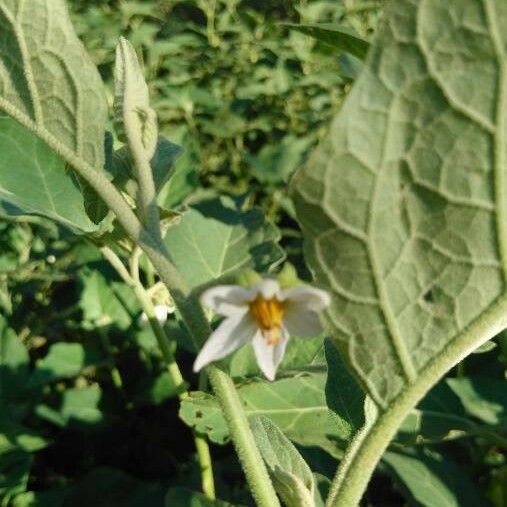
285, 23, 370, 60
447, 376, 507, 425
250, 416, 315, 507
383, 449, 487, 507
0, 116, 98, 232
164, 197, 284, 291
0, 0, 107, 169
180, 374, 345, 457
291, 0, 507, 409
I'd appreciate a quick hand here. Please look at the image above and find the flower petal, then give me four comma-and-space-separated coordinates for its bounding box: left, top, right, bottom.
281, 286, 331, 311
193, 313, 257, 372
200, 285, 253, 316
252, 328, 289, 381
252, 278, 281, 300
284, 308, 323, 338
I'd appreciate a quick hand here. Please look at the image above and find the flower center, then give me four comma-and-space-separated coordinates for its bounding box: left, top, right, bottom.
249, 296, 285, 345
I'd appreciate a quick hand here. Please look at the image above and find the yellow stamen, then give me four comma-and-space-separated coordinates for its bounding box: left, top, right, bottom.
249, 296, 285, 345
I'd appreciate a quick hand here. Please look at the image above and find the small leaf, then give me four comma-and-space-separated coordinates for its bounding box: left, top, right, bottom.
250, 415, 315, 507
285, 23, 370, 60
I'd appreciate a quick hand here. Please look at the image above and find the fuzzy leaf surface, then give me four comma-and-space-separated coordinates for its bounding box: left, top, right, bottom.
291, 0, 507, 407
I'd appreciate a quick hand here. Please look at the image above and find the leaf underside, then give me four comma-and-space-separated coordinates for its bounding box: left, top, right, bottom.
0, 0, 108, 227
291, 0, 507, 408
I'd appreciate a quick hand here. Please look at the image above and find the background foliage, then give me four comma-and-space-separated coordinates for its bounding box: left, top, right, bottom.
0, 1, 506, 506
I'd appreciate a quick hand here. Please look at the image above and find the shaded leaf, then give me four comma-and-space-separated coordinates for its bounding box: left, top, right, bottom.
383, 449, 487, 507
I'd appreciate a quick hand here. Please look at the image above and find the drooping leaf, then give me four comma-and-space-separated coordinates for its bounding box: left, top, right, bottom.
0, 1, 108, 222
250, 415, 315, 507
164, 197, 284, 291
285, 23, 370, 60
0, 116, 98, 232
383, 449, 487, 507
291, 0, 507, 411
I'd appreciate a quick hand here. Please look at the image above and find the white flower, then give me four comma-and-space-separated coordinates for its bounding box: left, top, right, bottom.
140, 304, 174, 325
193, 279, 330, 381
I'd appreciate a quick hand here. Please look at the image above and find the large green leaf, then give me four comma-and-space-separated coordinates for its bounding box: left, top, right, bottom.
164, 197, 284, 291
0, 0, 107, 225
292, 0, 507, 407
291, 0, 507, 500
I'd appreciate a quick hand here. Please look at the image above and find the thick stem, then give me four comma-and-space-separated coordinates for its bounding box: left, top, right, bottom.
326, 295, 507, 507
